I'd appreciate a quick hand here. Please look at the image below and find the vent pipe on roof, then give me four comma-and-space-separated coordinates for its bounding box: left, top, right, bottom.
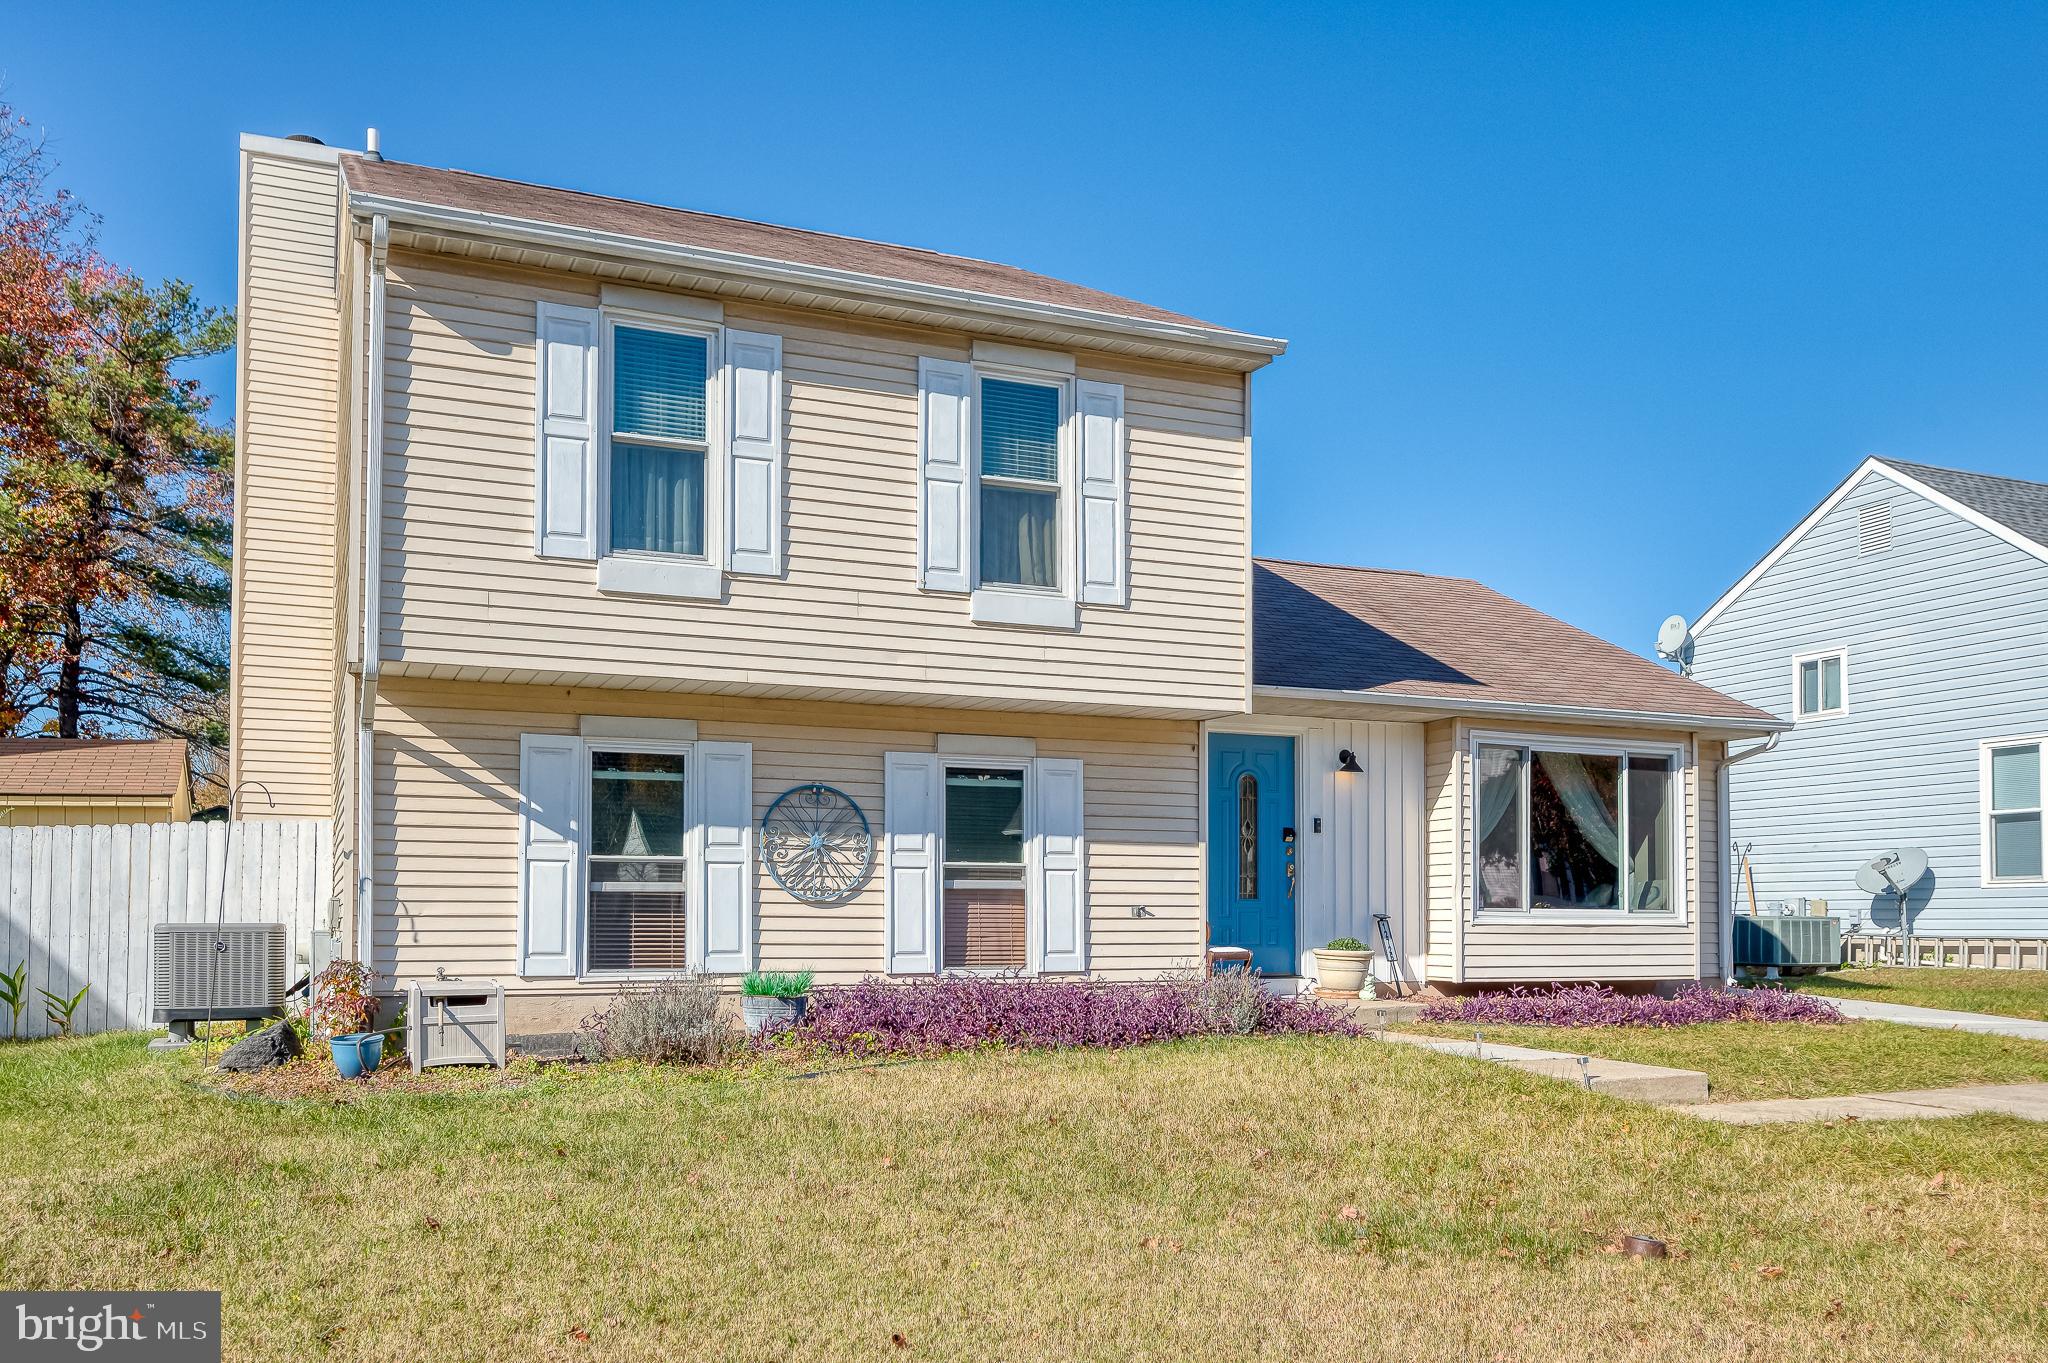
364, 127, 382, 161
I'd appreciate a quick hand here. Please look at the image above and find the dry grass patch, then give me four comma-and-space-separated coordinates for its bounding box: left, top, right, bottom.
1, 1034, 2045, 1361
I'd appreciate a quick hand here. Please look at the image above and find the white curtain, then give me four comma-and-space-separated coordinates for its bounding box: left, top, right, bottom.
1477, 746, 1520, 842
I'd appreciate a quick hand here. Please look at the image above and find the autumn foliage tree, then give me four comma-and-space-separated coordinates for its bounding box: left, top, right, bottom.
0, 104, 233, 774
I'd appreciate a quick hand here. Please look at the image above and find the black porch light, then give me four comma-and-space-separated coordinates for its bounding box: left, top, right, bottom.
1336, 749, 1364, 775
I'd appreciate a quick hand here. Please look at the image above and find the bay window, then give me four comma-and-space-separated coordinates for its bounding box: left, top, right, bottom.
1474, 739, 1681, 916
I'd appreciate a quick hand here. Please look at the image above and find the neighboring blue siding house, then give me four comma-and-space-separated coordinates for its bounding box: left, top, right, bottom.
1689, 458, 2048, 942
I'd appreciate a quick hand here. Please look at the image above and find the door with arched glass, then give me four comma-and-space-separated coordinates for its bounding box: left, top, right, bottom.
1206, 733, 1297, 973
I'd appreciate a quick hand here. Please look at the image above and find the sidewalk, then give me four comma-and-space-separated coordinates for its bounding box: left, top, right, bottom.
1812, 996, 2048, 1041
1380, 1031, 1709, 1103
1680, 1082, 2048, 1125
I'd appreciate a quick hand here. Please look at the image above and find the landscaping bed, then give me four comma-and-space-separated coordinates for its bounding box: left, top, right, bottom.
1788, 966, 2048, 1021
3, 1031, 2045, 1362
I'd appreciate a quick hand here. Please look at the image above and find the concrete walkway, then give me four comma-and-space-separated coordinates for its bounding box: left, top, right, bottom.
1680, 1082, 2048, 1125
1380, 1031, 1709, 1103
1808, 996, 2048, 1041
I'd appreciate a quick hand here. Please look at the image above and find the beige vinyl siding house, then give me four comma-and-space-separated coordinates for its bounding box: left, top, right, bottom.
229, 131, 1779, 1030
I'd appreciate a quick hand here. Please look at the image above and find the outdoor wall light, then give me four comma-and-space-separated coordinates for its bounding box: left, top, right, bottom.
1336, 749, 1364, 775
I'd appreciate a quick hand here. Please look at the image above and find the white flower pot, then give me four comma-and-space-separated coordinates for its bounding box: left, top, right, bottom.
1313, 948, 1374, 995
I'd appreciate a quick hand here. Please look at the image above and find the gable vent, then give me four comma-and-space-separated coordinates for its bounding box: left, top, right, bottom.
1858, 501, 1893, 556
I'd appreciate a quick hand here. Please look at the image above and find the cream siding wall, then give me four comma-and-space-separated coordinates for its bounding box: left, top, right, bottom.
0, 797, 183, 828
376, 254, 1250, 715
231, 148, 345, 819
1423, 718, 1722, 984
369, 681, 1202, 1005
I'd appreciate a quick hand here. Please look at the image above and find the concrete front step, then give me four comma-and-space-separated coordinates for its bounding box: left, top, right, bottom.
1379, 1031, 1710, 1104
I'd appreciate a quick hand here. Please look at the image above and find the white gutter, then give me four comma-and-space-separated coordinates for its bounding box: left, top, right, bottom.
1252, 684, 1792, 736
1718, 731, 1781, 984
344, 188, 1289, 362
354, 214, 388, 965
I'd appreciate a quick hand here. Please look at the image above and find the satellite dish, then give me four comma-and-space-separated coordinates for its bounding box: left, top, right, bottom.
1854, 847, 1929, 897
1655, 615, 1692, 672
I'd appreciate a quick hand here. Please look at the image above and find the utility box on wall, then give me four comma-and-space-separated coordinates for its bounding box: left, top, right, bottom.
406, 977, 506, 1073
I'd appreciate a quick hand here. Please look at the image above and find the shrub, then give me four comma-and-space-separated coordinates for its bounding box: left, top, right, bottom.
580, 974, 736, 1065
38, 983, 88, 1037
309, 960, 379, 1039
785, 973, 1359, 1056
1418, 982, 1843, 1028
741, 970, 814, 998
0, 960, 26, 1039
1321, 937, 1369, 952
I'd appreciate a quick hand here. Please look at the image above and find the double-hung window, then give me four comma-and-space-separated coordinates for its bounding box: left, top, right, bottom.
1793, 650, 1846, 720
607, 325, 711, 560
977, 378, 1064, 591
942, 765, 1029, 969
1474, 738, 1681, 916
585, 748, 691, 974
1983, 738, 2045, 883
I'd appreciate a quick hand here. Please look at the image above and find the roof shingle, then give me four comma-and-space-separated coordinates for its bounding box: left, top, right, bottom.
343, 156, 1252, 337
1876, 458, 2048, 551
0, 739, 189, 799
1253, 559, 1777, 725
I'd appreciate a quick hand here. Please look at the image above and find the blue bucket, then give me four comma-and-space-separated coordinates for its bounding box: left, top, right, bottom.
329, 1031, 384, 1079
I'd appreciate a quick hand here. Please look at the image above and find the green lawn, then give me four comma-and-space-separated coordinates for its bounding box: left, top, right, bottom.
1787, 967, 2048, 1021
2, 1035, 2046, 1361
1404, 1019, 2048, 1101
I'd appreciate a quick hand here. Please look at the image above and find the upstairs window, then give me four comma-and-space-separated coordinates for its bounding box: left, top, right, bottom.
1474, 741, 1680, 915
1984, 739, 2044, 883
978, 378, 1063, 590
1794, 650, 1846, 719
609, 325, 710, 559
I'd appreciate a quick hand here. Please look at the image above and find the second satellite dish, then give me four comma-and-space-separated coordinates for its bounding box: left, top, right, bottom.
1655, 615, 1692, 673
1854, 847, 1929, 898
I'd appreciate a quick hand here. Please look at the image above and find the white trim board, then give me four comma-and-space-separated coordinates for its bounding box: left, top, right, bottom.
1692, 458, 2048, 637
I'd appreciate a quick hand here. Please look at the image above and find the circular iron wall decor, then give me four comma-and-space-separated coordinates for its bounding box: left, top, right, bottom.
761, 783, 874, 905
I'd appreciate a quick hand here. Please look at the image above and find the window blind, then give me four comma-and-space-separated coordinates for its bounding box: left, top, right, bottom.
614, 327, 707, 442
979, 378, 1059, 482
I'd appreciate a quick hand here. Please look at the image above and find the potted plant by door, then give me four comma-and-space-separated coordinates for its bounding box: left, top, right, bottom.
1312, 937, 1374, 997
740, 971, 814, 1037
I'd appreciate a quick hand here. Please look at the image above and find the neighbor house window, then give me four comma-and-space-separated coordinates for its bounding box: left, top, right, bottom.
1473, 741, 1679, 914
608, 324, 710, 558
1793, 650, 1846, 719
978, 377, 1062, 590
1984, 739, 2044, 883
942, 765, 1028, 968
586, 749, 689, 972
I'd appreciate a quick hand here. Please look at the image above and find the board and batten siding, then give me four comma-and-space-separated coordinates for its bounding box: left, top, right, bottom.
1422, 718, 1720, 984
231, 144, 345, 819
375, 253, 1250, 716
1693, 467, 2048, 936
368, 680, 1202, 1015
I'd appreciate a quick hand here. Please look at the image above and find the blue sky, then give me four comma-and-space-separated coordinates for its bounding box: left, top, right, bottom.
10, 2, 2046, 654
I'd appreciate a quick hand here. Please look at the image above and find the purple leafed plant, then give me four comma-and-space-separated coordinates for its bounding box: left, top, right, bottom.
783, 973, 1360, 1055
1418, 983, 1843, 1028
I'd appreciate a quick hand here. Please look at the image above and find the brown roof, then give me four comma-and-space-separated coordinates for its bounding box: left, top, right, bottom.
0, 739, 189, 799
1253, 559, 1780, 726
344, 156, 1256, 338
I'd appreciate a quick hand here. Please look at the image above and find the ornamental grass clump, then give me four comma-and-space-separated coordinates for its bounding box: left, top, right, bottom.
786, 972, 1359, 1056
1418, 982, 1843, 1028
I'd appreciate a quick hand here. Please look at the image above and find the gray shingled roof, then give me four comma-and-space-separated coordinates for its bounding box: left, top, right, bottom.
1253, 559, 1778, 724
1877, 459, 2048, 551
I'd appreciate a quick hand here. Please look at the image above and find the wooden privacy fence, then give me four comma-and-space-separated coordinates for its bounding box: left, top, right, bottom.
0, 819, 331, 1038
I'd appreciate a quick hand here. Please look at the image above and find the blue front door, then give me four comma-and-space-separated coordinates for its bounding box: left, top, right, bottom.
1207, 734, 1296, 974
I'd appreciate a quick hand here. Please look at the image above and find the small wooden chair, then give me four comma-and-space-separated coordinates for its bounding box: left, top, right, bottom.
1204, 924, 1254, 977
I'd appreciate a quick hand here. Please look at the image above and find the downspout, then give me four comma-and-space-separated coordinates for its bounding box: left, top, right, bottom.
355, 213, 388, 966
1718, 731, 1780, 984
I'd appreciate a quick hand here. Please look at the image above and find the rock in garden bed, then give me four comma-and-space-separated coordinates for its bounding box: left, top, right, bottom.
215, 1021, 302, 1072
